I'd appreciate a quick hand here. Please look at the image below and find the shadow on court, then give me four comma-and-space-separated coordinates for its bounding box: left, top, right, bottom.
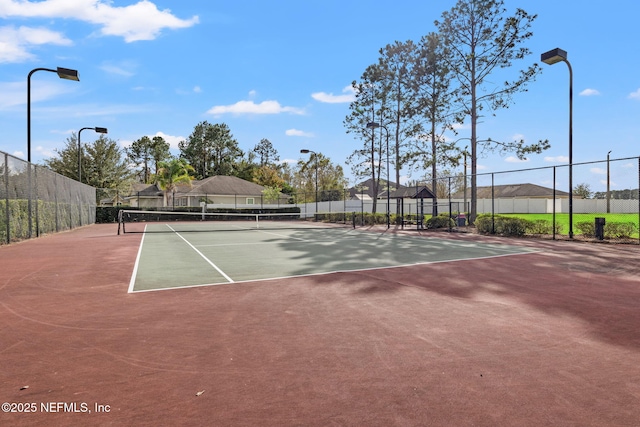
1, 224, 639, 426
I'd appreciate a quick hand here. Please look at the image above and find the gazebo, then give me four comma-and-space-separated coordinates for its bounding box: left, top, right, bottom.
389, 185, 436, 229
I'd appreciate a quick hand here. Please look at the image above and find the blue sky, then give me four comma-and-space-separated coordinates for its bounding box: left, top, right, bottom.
1, 0, 639, 192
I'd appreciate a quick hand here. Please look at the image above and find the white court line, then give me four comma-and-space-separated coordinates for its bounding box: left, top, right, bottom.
166, 224, 235, 283
129, 249, 539, 294
127, 224, 147, 293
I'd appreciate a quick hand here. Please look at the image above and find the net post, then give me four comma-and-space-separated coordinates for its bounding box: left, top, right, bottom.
117, 209, 122, 235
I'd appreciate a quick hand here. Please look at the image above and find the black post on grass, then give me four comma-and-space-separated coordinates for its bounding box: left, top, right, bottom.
553, 166, 557, 240
491, 173, 495, 234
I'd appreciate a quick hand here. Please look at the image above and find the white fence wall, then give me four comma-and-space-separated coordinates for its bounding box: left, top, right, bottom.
293, 198, 639, 216
208, 198, 638, 216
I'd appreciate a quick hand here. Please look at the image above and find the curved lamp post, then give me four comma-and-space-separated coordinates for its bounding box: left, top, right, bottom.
366, 122, 390, 229
541, 48, 573, 238
300, 149, 318, 219
26, 67, 79, 238
78, 127, 108, 183
27, 67, 80, 162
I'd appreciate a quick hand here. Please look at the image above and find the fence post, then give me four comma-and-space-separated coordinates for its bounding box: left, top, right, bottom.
54, 173, 59, 232
34, 165, 40, 236
3, 153, 9, 244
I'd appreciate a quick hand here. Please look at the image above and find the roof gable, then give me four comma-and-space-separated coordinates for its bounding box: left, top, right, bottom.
389, 185, 436, 199
349, 178, 405, 198
186, 175, 267, 196
451, 183, 570, 198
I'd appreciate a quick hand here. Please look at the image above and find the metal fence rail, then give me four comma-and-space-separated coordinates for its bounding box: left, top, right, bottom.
1, 150, 96, 245
98, 155, 639, 244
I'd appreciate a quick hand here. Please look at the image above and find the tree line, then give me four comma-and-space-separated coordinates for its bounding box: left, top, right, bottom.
345, 0, 550, 219
43, 120, 347, 204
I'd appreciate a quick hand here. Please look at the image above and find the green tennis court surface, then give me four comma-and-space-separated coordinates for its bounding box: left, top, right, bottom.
129, 224, 537, 292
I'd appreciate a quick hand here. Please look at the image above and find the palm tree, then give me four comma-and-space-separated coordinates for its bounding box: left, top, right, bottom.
156, 159, 195, 208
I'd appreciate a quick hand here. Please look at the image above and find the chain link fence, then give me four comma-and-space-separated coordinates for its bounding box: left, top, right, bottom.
430, 156, 640, 243
1, 150, 96, 245
95, 154, 639, 244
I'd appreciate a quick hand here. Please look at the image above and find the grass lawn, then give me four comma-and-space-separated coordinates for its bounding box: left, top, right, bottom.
499, 213, 640, 238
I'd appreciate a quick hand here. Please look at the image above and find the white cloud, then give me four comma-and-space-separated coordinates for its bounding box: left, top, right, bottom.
505, 156, 529, 163
0, 25, 72, 63
579, 88, 600, 96
150, 131, 184, 150
193, 86, 201, 93
311, 86, 355, 104
285, 129, 314, 137
0, 0, 199, 43
599, 178, 617, 187
628, 88, 640, 100
34, 145, 56, 158
544, 155, 569, 163
207, 100, 305, 115
590, 167, 606, 175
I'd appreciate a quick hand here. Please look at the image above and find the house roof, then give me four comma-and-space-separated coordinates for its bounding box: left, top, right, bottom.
128, 183, 163, 197
389, 185, 436, 199
451, 183, 571, 199
348, 178, 404, 199
184, 175, 270, 196
126, 176, 272, 198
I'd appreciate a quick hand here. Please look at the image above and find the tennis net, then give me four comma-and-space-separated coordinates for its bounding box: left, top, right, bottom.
117, 209, 356, 234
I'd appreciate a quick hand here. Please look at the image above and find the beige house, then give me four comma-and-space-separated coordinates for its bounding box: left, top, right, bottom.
124, 175, 289, 209
451, 183, 572, 199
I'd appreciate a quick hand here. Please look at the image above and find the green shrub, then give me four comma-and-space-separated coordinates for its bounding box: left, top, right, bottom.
474, 214, 494, 234
575, 221, 595, 237
97, 207, 121, 223
497, 217, 529, 236
475, 214, 530, 237
604, 222, 638, 239
425, 214, 454, 229
525, 219, 562, 235
358, 212, 388, 226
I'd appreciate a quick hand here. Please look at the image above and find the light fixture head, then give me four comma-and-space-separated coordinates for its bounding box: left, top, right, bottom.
300, 149, 310, 154
56, 67, 80, 81
95, 127, 108, 134
366, 122, 380, 129
541, 48, 567, 65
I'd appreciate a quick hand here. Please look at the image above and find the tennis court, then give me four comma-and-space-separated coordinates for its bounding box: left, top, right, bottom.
2, 222, 640, 426
128, 218, 538, 292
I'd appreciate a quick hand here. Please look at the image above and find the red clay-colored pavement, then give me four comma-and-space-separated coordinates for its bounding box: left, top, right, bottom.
1, 224, 639, 426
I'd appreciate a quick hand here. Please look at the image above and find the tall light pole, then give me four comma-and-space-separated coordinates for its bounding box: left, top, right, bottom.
542, 48, 573, 238
26, 67, 79, 238
366, 122, 390, 229
27, 67, 80, 163
607, 150, 612, 214
300, 149, 318, 218
78, 127, 108, 183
